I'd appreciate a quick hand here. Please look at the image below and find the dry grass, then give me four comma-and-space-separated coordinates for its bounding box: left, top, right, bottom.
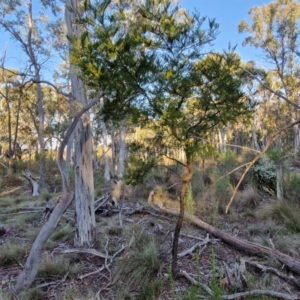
273, 234, 300, 258
37, 255, 82, 280
0, 240, 28, 267
51, 224, 74, 242
257, 200, 300, 232
114, 225, 161, 296
235, 185, 259, 212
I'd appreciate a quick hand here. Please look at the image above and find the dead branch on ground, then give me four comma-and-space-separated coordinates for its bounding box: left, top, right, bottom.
178, 234, 211, 258
151, 206, 300, 276
246, 259, 300, 289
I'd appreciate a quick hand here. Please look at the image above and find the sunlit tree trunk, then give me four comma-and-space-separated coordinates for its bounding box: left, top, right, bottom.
100, 98, 110, 181
27, 0, 45, 188
65, 0, 95, 247
117, 122, 126, 178
111, 124, 116, 177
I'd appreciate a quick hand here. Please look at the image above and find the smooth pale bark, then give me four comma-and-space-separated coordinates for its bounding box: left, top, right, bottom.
27, 0, 45, 188
276, 165, 283, 200
100, 98, 110, 181
252, 113, 261, 151
66, 95, 75, 182
218, 123, 230, 152
117, 123, 126, 179
65, 0, 96, 247
293, 113, 300, 152
22, 170, 39, 197
111, 124, 116, 178
14, 94, 102, 291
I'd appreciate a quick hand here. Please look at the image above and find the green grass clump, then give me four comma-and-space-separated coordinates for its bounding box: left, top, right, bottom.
185, 183, 196, 216
116, 241, 160, 288
0, 241, 27, 266
51, 224, 74, 241
115, 226, 161, 293
211, 249, 222, 300
106, 225, 123, 236
37, 255, 81, 280
18, 288, 44, 300
257, 200, 300, 232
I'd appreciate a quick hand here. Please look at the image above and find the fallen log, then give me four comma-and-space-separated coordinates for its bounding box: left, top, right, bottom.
22, 170, 39, 196
152, 206, 300, 276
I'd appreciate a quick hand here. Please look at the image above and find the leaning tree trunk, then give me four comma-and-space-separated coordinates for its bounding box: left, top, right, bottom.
171, 156, 193, 277
15, 94, 102, 291
65, 0, 96, 247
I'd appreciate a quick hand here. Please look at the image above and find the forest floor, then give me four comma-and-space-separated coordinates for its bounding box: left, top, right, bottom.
1, 178, 300, 300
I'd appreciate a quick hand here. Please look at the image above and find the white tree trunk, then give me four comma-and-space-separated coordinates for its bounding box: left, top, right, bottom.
218, 123, 230, 152
15, 93, 103, 291
65, 0, 95, 247
27, 0, 46, 187
276, 165, 283, 200
117, 122, 126, 179
111, 124, 116, 177
100, 98, 110, 181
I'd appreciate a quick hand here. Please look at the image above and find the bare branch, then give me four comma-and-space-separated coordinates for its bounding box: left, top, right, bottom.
226, 118, 300, 213
241, 67, 300, 109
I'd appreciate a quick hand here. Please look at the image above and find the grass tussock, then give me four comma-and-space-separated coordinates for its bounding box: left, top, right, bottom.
51, 224, 74, 241
273, 234, 300, 258
114, 226, 161, 292
18, 288, 44, 300
257, 200, 300, 232
37, 255, 82, 280
235, 185, 259, 212
0, 241, 27, 266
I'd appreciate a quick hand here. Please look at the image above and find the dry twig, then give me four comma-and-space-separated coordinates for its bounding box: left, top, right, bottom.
178, 234, 211, 258
246, 260, 300, 288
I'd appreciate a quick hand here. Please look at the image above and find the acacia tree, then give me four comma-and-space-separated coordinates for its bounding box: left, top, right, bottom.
72, 0, 249, 276
239, 0, 300, 152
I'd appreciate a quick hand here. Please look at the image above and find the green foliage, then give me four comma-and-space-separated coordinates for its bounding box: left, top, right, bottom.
284, 173, 300, 202
258, 200, 300, 232
0, 241, 27, 266
267, 148, 286, 165
37, 255, 81, 279
185, 183, 196, 215
18, 288, 44, 300
212, 168, 232, 212
72, 0, 249, 171
115, 225, 160, 292
211, 249, 222, 299
218, 151, 238, 173
139, 279, 162, 300
51, 224, 74, 242
253, 156, 276, 192
124, 155, 157, 185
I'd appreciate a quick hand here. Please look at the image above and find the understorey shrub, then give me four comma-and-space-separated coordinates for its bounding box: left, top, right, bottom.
253, 156, 276, 192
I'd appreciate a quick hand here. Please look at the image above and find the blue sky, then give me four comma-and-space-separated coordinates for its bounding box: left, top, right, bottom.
181, 0, 270, 64
0, 0, 271, 78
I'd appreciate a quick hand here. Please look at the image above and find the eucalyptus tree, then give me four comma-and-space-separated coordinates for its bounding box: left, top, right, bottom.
65, 0, 101, 247
0, 0, 62, 187
239, 0, 300, 152
72, 0, 249, 276
0, 66, 20, 174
